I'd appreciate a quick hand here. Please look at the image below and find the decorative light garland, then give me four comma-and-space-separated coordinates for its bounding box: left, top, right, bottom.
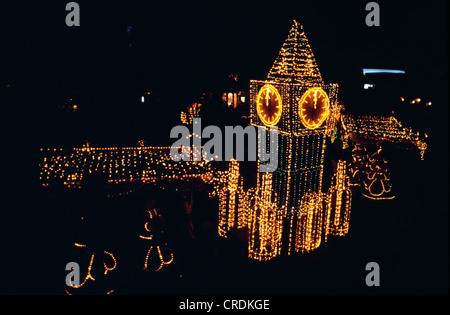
341, 114, 427, 158
267, 19, 323, 84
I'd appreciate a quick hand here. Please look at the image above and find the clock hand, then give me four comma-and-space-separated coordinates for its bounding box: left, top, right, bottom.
313, 91, 317, 109
265, 91, 270, 106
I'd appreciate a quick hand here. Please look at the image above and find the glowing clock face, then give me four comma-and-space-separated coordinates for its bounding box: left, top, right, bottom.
299, 87, 330, 130
256, 85, 283, 126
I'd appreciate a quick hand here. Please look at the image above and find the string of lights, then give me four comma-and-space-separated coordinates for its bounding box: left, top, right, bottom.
139, 208, 174, 272
248, 172, 284, 261
267, 19, 323, 84
361, 146, 395, 200
39, 145, 212, 189
65, 244, 117, 292
217, 159, 246, 237
341, 114, 427, 159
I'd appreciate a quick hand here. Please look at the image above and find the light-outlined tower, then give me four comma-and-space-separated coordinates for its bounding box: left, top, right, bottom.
249, 20, 341, 258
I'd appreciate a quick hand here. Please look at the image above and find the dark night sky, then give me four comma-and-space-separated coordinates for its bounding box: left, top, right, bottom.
1, 1, 448, 94
0, 0, 448, 148
2, 1, 448, 82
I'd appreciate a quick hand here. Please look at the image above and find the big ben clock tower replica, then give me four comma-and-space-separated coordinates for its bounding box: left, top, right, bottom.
249, 20, 341, 258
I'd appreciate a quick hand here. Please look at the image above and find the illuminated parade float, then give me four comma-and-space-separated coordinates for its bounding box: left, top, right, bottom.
215, 20, 427, 260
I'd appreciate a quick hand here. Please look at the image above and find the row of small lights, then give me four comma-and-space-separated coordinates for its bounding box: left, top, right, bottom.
400, 97, 432, 106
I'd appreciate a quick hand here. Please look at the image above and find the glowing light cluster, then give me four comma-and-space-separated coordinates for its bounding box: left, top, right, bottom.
361, 146, 395, 200
215, 158, 355, 260
341, 114, 427, 158
181, 103, 202, 124
139, 208, 174, 272
292, 191, 324, 253
65, 243, 117, 292
267, 20, 323, 84
325, 160, 352, 240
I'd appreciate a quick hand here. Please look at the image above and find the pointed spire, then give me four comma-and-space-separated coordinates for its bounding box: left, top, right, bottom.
267, 20, 323, 84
